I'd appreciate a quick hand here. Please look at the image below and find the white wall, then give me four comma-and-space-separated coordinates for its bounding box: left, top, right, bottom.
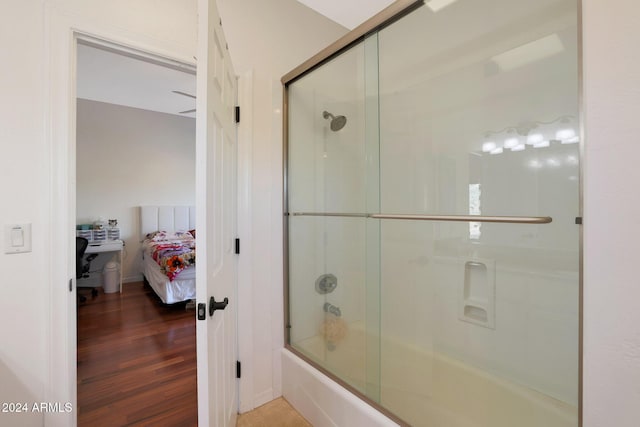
0, 1, 196, 426
0, 2, 48, 426
582, 0, 640, 426
76, 99, 195, 283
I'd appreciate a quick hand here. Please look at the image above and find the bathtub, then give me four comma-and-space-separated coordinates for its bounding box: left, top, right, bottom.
284, 322, 577, 427
282, 349, 401, 427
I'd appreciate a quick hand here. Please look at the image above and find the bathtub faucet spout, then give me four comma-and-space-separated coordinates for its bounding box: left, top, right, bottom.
323, 302, 342, 317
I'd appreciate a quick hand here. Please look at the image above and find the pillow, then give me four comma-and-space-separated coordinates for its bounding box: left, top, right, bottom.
146, 231, 167, 241
146, 230, 194, 242
173, 230, 194, 241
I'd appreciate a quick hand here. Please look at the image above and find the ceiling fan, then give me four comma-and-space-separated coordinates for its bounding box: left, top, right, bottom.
172, 90, 196, 114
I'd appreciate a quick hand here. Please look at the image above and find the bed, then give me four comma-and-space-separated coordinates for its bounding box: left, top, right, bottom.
140, 206, 196, 304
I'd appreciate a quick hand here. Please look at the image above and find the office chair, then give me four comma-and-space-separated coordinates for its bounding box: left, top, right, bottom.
76, 237, 98, 303
76, 237, 88, 279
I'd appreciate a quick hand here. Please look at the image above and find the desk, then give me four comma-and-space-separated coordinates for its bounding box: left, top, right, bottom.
80, 240, 124, 293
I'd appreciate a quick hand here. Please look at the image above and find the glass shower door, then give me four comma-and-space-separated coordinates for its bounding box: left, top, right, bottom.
286, 37, 382, 398
285, 0, 580, 425
375, 0, 580, 425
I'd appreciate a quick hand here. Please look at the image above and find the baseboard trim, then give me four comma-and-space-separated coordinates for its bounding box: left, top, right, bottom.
123, 274, 143, 283
254, 389, 275, 409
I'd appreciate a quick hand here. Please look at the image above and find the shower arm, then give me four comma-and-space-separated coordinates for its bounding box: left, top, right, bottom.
287, 212, 552, 224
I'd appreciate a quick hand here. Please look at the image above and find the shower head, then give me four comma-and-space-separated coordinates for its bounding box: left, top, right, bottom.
322, 110, 347, 132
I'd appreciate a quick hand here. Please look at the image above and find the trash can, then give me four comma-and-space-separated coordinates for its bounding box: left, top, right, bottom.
103, 261, 119, 293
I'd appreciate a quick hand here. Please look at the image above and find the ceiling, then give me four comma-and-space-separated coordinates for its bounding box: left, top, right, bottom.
76, 43, 197, 118
294, 0, 395, 29
75, 1, 391, 116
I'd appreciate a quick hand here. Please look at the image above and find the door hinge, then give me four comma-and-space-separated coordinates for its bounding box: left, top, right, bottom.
236, 361, 241, 379
235, 238, 240, 255
69, 279, 73, 292
575, 216, 583, 225
235, 106, 240, 124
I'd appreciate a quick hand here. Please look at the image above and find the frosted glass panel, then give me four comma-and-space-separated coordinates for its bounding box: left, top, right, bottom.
287, 36, 382, 399
378, 0, 579, 218
288, 216, 369, 394
376, 0, 579, 425
288, 42, 366, 214
378, 220, 578, 426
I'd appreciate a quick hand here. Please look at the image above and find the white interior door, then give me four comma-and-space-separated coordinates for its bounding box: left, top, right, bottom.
195, 0, 238, 426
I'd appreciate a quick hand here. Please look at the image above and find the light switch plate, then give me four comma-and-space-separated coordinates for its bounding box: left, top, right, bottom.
5, 224, 32, 254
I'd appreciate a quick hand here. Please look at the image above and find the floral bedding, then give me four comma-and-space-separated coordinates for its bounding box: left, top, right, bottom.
145, 231, 195, 281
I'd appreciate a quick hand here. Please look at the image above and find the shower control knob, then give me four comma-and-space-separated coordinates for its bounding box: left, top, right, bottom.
315, 274, 338, 294
209, 296, 229, 316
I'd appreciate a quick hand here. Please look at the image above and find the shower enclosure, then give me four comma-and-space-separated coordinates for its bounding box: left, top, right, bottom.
284, 0, 580, 425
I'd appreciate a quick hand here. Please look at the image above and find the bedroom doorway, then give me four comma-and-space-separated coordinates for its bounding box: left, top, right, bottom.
48, 2, 241, 425
74, 40, 199, 424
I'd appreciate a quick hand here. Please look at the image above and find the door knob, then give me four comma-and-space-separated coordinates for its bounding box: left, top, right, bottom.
209, 296, 229, 316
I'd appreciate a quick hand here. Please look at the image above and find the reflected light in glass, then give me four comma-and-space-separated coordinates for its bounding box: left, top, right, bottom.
426, 0, 459, 13
491, 33, 564, 72
567, 155, 578, 165
556, 128, 576, 140
504, 137, 519, 149
490, 147, 503, 155
547, 158, 560, 167
529, 159, 543, 169
527, 133, 544, 145
534, 140, 551, 148
511, 144, 526, 152
482, 141, 497, 152
562, 136, 580, 144
469, 183, 481, 240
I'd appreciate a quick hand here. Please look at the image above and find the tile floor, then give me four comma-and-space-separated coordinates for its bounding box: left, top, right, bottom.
237, 398, 311, 427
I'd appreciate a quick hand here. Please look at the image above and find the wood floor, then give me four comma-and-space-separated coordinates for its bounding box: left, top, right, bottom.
77, 282, 310, 426
77, 282, 197, 426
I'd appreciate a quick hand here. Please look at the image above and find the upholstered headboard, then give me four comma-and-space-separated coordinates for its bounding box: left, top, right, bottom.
139, 206, 195, 240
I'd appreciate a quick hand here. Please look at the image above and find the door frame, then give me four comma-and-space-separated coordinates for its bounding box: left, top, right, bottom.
236, 70, 255, 413
46, 6, 250, 426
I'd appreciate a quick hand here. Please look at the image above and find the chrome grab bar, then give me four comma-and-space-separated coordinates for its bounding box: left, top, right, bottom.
287, 212, 552, 224
370, 214, 552, 224
289, 212, 369, 218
